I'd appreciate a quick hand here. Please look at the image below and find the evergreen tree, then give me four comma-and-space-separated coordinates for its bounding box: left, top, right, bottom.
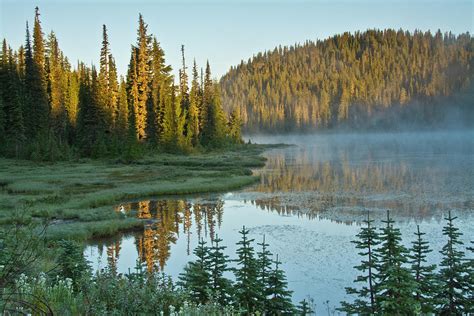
33, 7, 46, 78
201, 82, 227, 147
200, 61, 212, 138
228, 107, 243, 144
179, 45, 192, 144
116, 78, 129, 140
161, 85, 186, 150
408, 225, 437, 314
126, 47, 139, 141
256, 234, 273, 313
340, 211, 379, 314
187, 60, 201, 147
1, 39, 25, 156
375, 210, 420, 314
266, 254, 294, 315
108, 55, 119, 129
134, 14, 151, 141
24, 18, 49, 138
208, 235, 233, 304
296, 299, 314, 315
436, 211, 470, 314
146, 37, 172, 145
233, 226, 263, 314
76, 65, 105, 157
178, 238, 211, 305
46, 31, 67, 143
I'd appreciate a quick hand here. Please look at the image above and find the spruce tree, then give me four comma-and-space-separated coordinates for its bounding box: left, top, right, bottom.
228, 107, 243, 144
375, 210, 420, 314
200, 61, 212, 140
146, 37, 171, 145
436, 211, 470, 314
266, 254, 294, 315
257, 234, 273, 311
340, 211, 379, 314
126, 47, 139, 141
296, 299, 314, 315
408, 225, 437, 314
201, 81, 227, 147
208, 234, 233, 304
116, 78, 129, 141
24, 19, 48, 138
134, 14, 150, 141
46, 31, 67, 143
1, 40, 25, 156
233, 225, 263, 314
178, 238, 211, 304
179, 45, 192, 144
188, 60, 201, 147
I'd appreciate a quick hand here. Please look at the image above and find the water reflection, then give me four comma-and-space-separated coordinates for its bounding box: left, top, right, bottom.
247, 132, 474, 219
98, 199, 225, 272
86, 132, 473, 313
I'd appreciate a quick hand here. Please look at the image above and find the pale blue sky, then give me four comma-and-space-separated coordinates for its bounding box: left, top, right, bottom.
1, 0, 472, 79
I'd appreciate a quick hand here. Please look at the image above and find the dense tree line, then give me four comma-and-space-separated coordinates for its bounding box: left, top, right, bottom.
341, 210, 473, 315
221, 29, 474, 132
0, 8, 242, 160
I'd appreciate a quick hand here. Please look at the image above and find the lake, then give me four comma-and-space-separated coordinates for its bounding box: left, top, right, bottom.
84, 131, 474, 313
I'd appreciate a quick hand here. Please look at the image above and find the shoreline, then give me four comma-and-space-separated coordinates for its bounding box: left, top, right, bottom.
0, 144, 279, 241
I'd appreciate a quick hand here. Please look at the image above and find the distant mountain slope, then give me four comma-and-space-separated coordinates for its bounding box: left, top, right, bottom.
220, 29, 473, 132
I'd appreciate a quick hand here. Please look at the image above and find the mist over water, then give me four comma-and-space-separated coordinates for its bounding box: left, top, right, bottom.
85, 130, 474, 313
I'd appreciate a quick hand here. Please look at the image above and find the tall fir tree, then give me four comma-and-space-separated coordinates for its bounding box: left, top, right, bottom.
340, 211, 379, 314
76, 65, 105, 157
178, 238, 211, 305
266, 254, 294, 315
1, 40, 25, 156
208, 235, 233, 304
134, 14, 151, 141
25, 16, 49, 138
408, 225, 437, 314
256, 235, 273, 313
436, 211, 470, 314
116, 78, 129, 141
46, 31, 67, 143
187, 60, 201, 147
234, 226, 263, 314
146, 37, 172, 145
126, 47, 139, 141
375, 210, 420, 314
228, 107, 243, 144
201, 80, 228, 147
200, 61, 212, 138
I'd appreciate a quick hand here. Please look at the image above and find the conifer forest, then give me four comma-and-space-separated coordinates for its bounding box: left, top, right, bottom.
1, 2, 473, 315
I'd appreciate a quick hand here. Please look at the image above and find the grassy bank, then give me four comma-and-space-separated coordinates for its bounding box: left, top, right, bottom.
0, 144, 273, 241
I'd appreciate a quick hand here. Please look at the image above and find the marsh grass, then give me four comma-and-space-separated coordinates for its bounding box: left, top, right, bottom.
0, 144, 271, 240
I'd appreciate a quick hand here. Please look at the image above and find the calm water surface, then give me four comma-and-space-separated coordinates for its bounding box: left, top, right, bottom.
85, 131, 474, 313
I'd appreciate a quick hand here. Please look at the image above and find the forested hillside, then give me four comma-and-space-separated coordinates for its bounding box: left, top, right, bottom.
221, 29, 473, 132
0, 8, 242, 160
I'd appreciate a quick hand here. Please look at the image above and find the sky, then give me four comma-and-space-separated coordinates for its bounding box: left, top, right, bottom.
1, 0, 473, 80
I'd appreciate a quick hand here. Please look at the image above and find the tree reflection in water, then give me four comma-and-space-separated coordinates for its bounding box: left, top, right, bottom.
96, 199, 225, 272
